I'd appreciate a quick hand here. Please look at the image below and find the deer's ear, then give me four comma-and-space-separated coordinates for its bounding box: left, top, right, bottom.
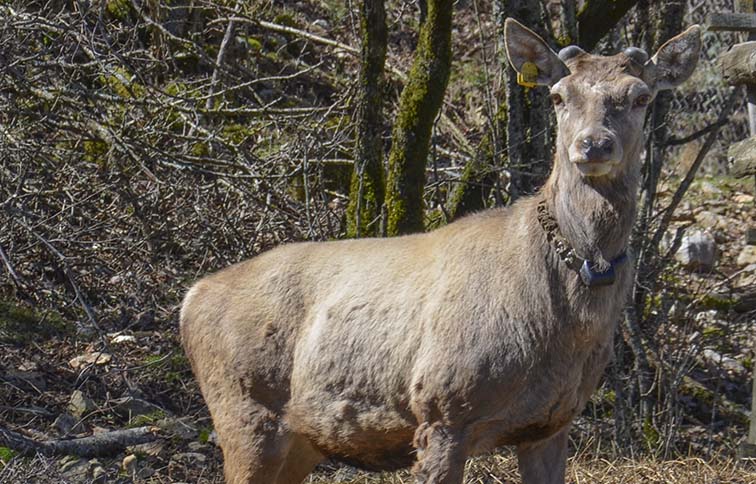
504, 18, 568, 87
644, 25, 702, 91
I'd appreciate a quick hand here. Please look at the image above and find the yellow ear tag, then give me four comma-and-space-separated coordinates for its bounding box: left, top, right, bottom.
517, 61, 539, 88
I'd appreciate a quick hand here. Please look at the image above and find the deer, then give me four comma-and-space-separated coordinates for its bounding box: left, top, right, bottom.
180, 19, 701, 484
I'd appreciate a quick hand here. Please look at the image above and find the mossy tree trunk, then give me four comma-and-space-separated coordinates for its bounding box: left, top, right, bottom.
346, 0, 388, 238
448, 102, 507, 220
384, 0, 454, 235
545, 0, 577, 47
498, 0, 553, 201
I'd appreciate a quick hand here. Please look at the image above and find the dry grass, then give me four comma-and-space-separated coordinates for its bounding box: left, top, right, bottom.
304, 453, 756, 484
1, 447, 754, 483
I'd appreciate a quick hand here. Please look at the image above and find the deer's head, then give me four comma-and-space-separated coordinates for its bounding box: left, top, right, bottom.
504, 19, 701, 179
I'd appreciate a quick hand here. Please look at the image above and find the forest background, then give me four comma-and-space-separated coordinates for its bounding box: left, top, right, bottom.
0, 0, 755, 482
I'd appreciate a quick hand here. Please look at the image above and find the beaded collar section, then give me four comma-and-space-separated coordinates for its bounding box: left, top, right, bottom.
536, 199, 628, 287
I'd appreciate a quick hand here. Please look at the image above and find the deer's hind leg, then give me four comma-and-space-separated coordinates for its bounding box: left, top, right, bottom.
516, 426, 569, 484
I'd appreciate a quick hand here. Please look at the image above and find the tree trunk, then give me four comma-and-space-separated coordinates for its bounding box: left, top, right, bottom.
577, 0, 642, 51
385, 0, 454, 236
546, 0, 577, 47
448, 102, 506, 220
499, 0, 553, 201
346, 0, 388, 238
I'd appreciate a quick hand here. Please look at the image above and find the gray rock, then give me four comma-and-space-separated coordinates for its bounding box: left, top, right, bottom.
157, 416, 197, 440
172, 452, 207, 464
59, 456, 88, 478
699, 180, 722, 195
702, 349, 746, 375
111, 396, 165, 419
736, 246, 756, 267
675, 229, 717, 272
52, 412, 77, 435
89, 459, 107, 483
696, 210, 722, 230
694, 309, 727, 326
68, 390, 95, 418
187, 441, 209, 452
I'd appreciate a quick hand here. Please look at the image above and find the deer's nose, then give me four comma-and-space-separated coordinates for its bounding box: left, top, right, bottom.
580, 136, 614, 161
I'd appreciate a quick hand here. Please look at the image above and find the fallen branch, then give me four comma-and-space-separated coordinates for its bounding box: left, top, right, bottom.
0, 425, 160, 457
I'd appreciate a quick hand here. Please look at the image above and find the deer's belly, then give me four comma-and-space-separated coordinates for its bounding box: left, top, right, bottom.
285, 393, 416, 471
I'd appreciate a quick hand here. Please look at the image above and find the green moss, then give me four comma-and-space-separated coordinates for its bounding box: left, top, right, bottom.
106, 0, 133, 20
198, 427, 213, 444
83, 139, 109, 166
245, 37, 263, 53
385, 0, 454, 236
702, 326, 725, 339
0, 447, 16, 464
222, 124, 256, 145
642, 418, 660, 450
0, 300, 71, 345
127, 410, 167, 428
424, 208, 447, 230
699, 294, 736, 311
99, 66, 145, 99
191, 142, 209, 157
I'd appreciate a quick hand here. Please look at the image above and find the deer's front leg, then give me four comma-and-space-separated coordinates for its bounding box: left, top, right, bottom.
412, 422, 466, 484
516, 426, 569, 484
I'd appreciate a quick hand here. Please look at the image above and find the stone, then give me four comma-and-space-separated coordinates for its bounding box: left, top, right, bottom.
52, 412, 76, 435
734, 265, 756, 289
68, 390, 95, 418
675, 230, 717, 272
59, 456, 88, 478
699, 180, 722, 195
89, 459, 107, 483
702, 349, 746, 375
172, 452, 207, 464
157, 416, 197, 441
736, 246, 756, 266
110, 333, 136, 344
187, 441, 209, 452
122, 454, 137, 476
695, 210, 722, 229
111, 396, 164, 420
694, 310, 727, 326
68, 352, 112, 369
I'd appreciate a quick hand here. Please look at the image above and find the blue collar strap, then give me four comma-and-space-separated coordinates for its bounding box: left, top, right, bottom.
536, 199, 628, 288
578, 251, 628, 287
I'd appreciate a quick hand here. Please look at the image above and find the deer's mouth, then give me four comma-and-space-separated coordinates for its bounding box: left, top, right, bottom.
573, 159, 619, 177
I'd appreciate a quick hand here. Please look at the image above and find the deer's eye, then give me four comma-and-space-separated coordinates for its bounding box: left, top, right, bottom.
550, 93, 563, 106
634, 94, 652, 108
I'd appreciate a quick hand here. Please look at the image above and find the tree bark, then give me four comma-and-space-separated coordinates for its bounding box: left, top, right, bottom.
385, 0, 454, 235
0, 425, 160, 457
346, 0, 387, 238
499, 0, 553, 200
577, 0, 642, 51
546, 0, 577, 47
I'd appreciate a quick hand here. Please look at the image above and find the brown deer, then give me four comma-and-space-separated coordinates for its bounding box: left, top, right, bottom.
180, 19, 701, 484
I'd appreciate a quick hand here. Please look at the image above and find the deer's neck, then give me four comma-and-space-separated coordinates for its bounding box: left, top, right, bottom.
542, 149, 640, 264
